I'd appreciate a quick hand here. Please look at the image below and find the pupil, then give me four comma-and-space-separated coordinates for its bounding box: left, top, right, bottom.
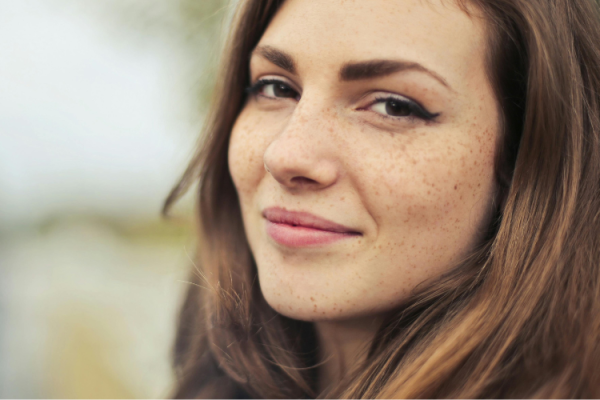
274, 83, 294, 98
386, 100, 411, 116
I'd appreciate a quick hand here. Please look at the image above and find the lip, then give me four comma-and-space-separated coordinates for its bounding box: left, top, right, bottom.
262, 207, 361, 247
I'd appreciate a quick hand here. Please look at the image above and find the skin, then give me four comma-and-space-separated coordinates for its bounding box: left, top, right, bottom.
228, 0, 499, 390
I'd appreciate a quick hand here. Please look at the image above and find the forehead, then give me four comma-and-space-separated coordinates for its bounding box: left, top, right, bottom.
258, 0, 488, 90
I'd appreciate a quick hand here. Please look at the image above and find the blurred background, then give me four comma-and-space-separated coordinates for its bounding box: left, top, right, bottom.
0, 0, 232, 397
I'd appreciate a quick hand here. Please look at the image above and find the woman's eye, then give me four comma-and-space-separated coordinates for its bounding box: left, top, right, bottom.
372, 99, 412, 117
369, 96, 439, 121
247, 79, 299, 100
261, 82, 298, 98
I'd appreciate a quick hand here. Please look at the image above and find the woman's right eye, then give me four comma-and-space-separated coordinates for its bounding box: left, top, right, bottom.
247, 79, 300, 101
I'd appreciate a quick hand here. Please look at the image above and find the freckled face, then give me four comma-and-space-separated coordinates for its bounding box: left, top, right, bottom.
228, 0, 499, 321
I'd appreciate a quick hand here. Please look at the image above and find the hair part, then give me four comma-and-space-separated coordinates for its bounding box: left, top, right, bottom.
164, 0, 600, 397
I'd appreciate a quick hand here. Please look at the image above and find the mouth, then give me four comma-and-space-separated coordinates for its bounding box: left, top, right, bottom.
262, 207, 361, 247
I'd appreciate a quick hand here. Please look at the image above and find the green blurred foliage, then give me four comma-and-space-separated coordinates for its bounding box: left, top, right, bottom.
177, 0, 233, 113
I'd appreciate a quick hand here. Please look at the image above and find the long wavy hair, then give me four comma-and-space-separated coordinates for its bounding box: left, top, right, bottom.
164, 0, 600, 397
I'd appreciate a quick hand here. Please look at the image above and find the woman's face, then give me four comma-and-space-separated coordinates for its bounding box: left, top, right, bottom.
229, 0, 499, 321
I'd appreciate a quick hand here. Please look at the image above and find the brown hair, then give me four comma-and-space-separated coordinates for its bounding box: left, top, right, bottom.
164, 0, 600, 397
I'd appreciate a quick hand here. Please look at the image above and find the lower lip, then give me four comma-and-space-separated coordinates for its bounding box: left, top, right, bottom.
266, 221, 358, 247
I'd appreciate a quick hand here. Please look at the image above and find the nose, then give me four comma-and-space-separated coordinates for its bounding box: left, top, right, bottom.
263, 102, 340, 191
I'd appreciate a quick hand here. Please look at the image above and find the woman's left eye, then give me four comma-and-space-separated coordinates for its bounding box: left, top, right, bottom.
369, 96, 439, 121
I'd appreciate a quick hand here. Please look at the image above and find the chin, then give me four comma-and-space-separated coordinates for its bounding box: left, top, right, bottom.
258, 282, 394, 322
266, 301, 356, 322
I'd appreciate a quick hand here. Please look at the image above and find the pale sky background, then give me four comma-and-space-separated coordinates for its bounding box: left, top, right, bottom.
0, 0, 229, 397
0, 0, 205, 230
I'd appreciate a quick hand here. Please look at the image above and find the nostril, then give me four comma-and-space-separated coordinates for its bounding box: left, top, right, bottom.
290, 176, 318, 185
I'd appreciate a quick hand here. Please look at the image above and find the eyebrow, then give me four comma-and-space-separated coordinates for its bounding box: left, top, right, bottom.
252, 45, 452, 91
339, 60, 451, 90
253, 45, 297, 75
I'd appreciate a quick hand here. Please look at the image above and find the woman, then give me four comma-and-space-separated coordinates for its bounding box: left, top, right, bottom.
164, 0, 600, 397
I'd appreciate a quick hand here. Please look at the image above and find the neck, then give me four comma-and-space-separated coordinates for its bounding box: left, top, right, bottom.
314, 316, 383, 394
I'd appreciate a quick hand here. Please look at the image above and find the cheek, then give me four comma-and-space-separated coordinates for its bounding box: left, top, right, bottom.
228, 110, 268, 199
360, 125, 497, 266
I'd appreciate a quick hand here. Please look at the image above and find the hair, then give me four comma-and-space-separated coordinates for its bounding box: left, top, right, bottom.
163, 0, 600, 397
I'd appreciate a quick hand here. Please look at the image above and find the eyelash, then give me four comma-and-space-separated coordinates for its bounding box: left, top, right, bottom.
368, 95, 439, 121
246, 78, 300, 100
245, 78, 439, 122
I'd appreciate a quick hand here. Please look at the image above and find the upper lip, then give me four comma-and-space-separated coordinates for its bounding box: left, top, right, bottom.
262, 207, 361, 234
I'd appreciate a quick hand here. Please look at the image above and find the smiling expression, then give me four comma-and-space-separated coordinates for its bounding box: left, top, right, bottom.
228, 0, 500, 321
